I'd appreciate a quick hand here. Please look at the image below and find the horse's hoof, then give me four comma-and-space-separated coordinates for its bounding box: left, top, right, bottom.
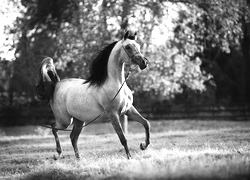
53, 155, 59, 160
140, 142, 147, 150
127, 153, 132, 160
75, 153, 82, 160
53, 153, 63, 160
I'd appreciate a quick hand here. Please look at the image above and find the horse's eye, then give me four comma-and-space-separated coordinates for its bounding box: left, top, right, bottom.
125, 45, 131, 50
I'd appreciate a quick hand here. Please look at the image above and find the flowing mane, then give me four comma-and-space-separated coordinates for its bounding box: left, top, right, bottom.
85, 41, 118, 87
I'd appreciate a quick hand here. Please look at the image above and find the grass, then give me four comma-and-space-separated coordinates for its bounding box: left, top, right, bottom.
0, 120, 250, 180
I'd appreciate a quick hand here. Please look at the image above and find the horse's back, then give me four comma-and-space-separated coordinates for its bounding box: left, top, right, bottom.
53, 78, 87, 100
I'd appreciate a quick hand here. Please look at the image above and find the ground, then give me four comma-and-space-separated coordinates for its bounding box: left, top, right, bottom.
0, 120, 250, 180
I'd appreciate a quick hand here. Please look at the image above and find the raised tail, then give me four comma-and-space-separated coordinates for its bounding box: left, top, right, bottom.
36, 57, 60, 102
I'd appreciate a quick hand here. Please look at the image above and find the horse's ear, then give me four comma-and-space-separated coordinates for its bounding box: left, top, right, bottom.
123, 30, 137, 40
123, 30, 129, 40
133, 31, 137, 40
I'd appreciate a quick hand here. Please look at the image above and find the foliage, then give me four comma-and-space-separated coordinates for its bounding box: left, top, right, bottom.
1, 0, 250, 106
54, 0, 168, 78
170, 1, 250, 103
55, 1, 210, 98
2, 0, 79, 104
129, 45, 209, 97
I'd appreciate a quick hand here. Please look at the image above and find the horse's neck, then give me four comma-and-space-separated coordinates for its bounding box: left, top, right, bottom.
108, 63, 126, 83
107, 46, 126, 85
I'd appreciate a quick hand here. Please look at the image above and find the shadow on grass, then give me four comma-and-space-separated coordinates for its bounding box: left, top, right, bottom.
21, 169, 91, 180
21, 169, 250, 180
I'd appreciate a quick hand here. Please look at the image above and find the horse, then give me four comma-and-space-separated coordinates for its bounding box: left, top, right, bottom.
36, 30, 150, 159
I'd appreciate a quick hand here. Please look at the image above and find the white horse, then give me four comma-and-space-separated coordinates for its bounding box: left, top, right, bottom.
36, 30, 150, 159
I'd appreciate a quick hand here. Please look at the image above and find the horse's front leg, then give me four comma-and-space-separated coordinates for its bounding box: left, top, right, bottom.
126, 105, 150, 150
70, 118, 84, 159
110, 113, 131, 159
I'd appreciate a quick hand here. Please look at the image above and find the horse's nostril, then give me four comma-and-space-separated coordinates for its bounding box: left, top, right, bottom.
143, 57, 149, 65
143, 58, 149, 67
139, 60, 148, 70
139, 65, 146, 70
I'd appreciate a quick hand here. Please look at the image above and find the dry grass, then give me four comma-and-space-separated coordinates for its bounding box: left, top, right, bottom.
0, 120, 250, 180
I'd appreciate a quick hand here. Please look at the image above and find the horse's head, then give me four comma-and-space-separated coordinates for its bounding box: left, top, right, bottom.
121, 30, 149, 70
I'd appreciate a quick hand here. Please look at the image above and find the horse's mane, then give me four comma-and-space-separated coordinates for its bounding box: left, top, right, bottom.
85, 41, 118, 87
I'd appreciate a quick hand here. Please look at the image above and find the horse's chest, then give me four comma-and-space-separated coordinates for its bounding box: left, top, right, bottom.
119, 88, 133, 114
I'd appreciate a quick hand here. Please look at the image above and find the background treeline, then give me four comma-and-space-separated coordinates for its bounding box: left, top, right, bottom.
1, 0, 250, 125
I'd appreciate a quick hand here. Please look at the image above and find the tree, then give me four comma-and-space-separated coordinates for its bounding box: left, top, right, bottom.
7, 0, 78, 104
168, 0, 250, 104
0, 59, 12, 94
5, 0, 246, 106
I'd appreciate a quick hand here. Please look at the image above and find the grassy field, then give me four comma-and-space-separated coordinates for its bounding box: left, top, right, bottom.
0, 120, 250, 180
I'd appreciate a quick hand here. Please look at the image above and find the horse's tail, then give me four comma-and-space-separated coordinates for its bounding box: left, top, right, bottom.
36, 57, 60, 102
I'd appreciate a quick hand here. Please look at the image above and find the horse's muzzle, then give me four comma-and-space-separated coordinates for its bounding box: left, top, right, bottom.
139, 57, 149, 70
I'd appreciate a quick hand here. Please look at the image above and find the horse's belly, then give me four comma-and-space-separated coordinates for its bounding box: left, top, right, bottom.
68, 99, 104, 122
65, 86, 105, 122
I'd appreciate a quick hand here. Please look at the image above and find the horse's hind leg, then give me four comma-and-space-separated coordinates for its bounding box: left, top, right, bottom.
126, 105, 150, 150
70, 118, 84, 159
51, 122, 62, 159
120, 114, 128, 134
